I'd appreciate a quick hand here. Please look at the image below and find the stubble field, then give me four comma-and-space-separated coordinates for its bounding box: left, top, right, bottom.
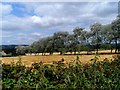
1, 50, 115, 67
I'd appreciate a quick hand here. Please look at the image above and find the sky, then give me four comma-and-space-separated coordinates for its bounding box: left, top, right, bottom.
0, 1, 119, 45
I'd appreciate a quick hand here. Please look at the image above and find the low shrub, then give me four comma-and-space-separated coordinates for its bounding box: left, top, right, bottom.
2, 55, 120, 89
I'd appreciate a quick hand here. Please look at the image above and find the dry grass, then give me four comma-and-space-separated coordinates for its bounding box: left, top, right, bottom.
1, 54, 114, 67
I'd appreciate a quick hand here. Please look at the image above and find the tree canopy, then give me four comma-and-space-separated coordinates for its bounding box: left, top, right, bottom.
16, 16, 120, 55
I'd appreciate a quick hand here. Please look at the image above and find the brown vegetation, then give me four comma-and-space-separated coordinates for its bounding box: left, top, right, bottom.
1, 51, 114, 67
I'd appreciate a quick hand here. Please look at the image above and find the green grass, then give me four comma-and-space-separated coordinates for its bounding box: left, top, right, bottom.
2, 55, 120, 89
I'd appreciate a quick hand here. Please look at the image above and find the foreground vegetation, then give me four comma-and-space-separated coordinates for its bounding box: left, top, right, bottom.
2, 54, 120, 89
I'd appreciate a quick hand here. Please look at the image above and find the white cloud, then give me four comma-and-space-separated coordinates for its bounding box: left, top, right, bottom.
1, 0, 119, 2
34, 3, 64, 17
13, 32, 46, 44
31, 32, 41, 36
1, 2, 118, 45
1, 2, 117, 31
1, 31, 12, 38
2, 15, 35, 31
0, 3, 13, 15
92, 2, 117, 17
31, 15, 72, 28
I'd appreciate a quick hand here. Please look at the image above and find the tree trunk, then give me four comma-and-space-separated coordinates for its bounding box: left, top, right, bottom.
96, 44, 99, 54
118, 43, 120, 53
49, 52, 53, 55
74, 51, 76, 55
111, 48, 113, 54
115, 39, 118, 54
60, 51, 63, 55
96, 48, 99, 54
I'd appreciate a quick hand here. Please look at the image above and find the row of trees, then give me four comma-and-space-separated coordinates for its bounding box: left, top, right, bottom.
16, 15, 120, 55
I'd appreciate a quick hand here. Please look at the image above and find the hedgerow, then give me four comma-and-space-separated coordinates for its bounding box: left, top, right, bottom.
2, 55, 120, 89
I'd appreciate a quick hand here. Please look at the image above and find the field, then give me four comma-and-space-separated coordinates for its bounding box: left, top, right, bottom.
1, 50, 115, 67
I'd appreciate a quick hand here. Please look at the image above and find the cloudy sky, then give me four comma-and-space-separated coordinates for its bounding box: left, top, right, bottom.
1, 2, 118, 45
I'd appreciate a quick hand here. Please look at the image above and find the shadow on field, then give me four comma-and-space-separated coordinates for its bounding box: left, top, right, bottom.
64, 52, 120, 55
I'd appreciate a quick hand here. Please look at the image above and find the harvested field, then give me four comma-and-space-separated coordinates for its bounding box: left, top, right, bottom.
1, 54, 114, 67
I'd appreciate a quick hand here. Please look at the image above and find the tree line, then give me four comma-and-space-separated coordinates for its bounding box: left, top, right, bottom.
16, 15, 120, 55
